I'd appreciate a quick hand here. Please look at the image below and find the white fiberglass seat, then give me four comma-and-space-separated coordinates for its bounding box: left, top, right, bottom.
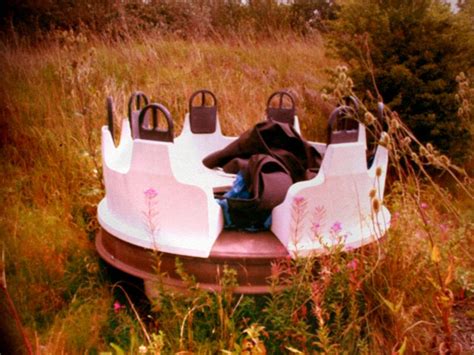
98, 102, 226, 258
272, 106, 390, 256
173, 90, 237, 190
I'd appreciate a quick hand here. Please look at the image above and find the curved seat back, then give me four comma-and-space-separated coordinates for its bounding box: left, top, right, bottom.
189, 89, 218, 134
327, 106, 359, 144
266, 90, 296, 126
106, 96, 115, 142
128, 91, 150, 139
135, 103, 174, 142
176, 90, 234, 163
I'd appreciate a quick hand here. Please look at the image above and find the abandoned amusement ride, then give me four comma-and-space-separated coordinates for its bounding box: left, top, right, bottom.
95, 89, 391, 294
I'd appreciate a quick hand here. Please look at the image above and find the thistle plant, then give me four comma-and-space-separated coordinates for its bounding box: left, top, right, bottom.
324, 66, 473, 352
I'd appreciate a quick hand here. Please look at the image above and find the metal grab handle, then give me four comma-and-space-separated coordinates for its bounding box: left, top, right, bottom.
327, 105, 359, 144
106, 96, 115, 141
128, 91, 149, 126
189, 89, 217, 110
188, 89, 218, 134
265, 90, 296, 125
138, 103, 174, 142
266, 90, 296, 110
342, 95, 360, 112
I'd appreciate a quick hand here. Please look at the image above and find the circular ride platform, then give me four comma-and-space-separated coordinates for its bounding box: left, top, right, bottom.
97, 90, 391, 295
96, 227, 289, 294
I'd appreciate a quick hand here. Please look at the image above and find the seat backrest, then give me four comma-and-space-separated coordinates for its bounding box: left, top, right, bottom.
266, 90, 296, 126
189, 89, 218, 134
327, 106, 359, 144
136, 103, 174, 142
106, 96, 115, 142
128, 91, 149, 138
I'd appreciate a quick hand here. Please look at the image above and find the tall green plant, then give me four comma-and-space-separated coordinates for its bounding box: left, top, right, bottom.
329, 0, 474, 163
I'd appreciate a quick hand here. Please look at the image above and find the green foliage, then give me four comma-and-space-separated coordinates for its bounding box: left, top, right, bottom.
145, 261, 258, 353
262, 249, 370, 353
144, 247, 378, 353
458, 0, 474, 29
329, 0, 474, 162
289, 0, 339, 33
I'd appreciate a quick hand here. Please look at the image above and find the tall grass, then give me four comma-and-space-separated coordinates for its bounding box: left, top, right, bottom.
0, 30, 472, 353
1, 0, 327, 41
0, 33, 339, 353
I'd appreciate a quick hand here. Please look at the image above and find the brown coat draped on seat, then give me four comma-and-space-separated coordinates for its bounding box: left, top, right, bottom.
203, 121, 322, 229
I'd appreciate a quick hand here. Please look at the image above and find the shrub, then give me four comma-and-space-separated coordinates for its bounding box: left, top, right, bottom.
1, 0, 341, 41
329, 0, 474, 163
289, 0, 339, 33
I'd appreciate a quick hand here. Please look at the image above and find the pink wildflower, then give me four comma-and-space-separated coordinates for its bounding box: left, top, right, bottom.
144, 187, 158, 199
439, 223, 449, 241
391, 212, 400, 226
113, 301, 124, 314
293, 196, 305, 206
420, 202, 428, 209
311, 222, 321, 234
271, 262, 282, 279
347, 258, 359, 271
439, 223, 448, 234
330, 221, 342, 234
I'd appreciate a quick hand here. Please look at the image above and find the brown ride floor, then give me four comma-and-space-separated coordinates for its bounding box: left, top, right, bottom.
96, 227, 289, 294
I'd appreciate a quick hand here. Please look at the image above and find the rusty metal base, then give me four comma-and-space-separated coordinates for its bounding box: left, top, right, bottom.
96, 227, 290, 294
